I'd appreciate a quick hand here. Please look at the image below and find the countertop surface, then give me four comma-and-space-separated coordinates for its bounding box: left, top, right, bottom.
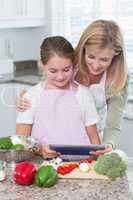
0, 159, 133, 200
0, 72, 42, 85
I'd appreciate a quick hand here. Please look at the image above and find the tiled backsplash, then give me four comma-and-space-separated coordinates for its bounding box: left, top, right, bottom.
14, 60, 40, 76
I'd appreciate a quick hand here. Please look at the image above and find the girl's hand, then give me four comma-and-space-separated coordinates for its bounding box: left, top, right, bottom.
90, 144, 113, 156
40, 144, 60, 159
16, 90, 31, 112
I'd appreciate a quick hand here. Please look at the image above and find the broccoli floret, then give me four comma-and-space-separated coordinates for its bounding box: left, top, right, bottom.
94, 155, 110, 175
118, 160, 127, 175
106, 168, 121, 180
94, 152, 127, 180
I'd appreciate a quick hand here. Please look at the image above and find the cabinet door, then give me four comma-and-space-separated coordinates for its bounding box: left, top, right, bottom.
0, 0, 15, 19
0, 0, 45, 28
26, 0, 44, 19
0, 83, 31, 137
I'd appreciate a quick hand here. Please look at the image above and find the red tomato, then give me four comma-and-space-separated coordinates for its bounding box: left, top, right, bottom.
69, 163, 79, 169
57, 166, 67, 175
87, 159, 93, 164
79, 159, 93, 164
64, 166, 71, 173
57, 163, 79, 175
79, 160, 88, 164
67, 164, 75, 171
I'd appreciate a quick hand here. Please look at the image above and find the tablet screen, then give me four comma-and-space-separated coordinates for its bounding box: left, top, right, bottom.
50, 144, 105, 155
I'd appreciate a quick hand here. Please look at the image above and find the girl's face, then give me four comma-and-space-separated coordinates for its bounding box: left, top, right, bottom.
85, 46, 115, 76
43, 55, 73, 89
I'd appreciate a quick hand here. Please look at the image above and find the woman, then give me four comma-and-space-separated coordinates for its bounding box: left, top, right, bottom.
16, 20, 129, 155
74, 20, 129, 153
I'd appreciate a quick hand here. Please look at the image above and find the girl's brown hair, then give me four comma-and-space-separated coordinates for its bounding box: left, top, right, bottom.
40, 36, 75, 65
74, 20, 128, 96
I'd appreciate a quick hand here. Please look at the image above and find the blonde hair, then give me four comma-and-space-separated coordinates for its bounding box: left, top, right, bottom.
75, 19, 128, 96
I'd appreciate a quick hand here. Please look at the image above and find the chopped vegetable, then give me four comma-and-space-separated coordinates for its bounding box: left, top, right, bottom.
41, 157, 63, 170
79, 159, 93, 164
79, 163, 90, 172
11, 144, 25, 150
57, 163, 78, 175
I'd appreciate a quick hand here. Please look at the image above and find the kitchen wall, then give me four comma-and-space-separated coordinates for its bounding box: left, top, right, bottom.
0, 28, 40, 60
119, 118, 133, 159
0, 1, 51, 61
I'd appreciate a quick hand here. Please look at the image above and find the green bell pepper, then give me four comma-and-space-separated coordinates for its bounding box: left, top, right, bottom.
34, 165, 58, 187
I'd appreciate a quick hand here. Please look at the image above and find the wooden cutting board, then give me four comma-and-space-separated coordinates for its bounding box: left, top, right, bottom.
58, 162, 109, 180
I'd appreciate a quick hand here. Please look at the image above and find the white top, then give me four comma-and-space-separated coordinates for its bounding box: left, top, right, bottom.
16, 82, 99, 127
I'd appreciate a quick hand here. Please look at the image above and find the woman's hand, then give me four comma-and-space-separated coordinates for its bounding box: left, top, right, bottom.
40, 144, 60, 159
16, 90, 31, 112
90, 144, 113, 156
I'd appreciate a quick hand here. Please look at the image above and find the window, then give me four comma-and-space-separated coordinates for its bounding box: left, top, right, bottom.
50, 0, 133, 97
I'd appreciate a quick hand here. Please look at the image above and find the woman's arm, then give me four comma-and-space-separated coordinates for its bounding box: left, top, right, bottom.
16, 90, 31, 112
16, 83, 43, 112
103, 85, 128, 148
85, 124, 101, 144
16, 124, 32, 136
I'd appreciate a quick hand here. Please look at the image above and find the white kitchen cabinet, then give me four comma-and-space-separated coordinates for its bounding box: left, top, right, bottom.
0, 83, 31, 136
0, 0, 45, 28
0, 59, 14, 75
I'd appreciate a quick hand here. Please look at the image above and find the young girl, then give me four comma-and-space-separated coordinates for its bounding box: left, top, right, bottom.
16, 36, 100, 158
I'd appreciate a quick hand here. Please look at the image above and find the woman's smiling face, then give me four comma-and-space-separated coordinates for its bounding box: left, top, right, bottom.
85, 46, 115, 76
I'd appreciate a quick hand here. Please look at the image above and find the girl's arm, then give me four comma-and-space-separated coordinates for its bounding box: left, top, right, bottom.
85, 124, 101, 144
16, 124, 32, 136
16, 90, 31, 112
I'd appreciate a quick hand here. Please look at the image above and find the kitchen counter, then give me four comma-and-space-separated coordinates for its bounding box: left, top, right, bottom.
0, 73, 42, 85
0, 160, 133, 200
0, 60, 42, 85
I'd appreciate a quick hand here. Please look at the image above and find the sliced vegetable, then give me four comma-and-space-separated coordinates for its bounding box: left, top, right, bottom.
57, 163, 79, 175
79, 159, 93, 164
79, 163, 90, 172
11, 144, 25, 150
